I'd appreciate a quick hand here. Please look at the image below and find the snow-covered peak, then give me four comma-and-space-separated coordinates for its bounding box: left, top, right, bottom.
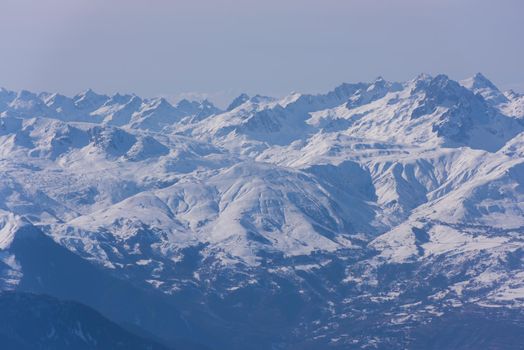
226, 93, 250, 111
108, 93, 135, 105
462, 72, 498, 91
175, 98, 200, 111
409, 74, 487, 115
6, 90, 56, 119
147, 97, 173, 110
347, 76, 402, 108
200, 99, 221, 113
408, 72, 433, 88
184, 99, 221, 122
173, 98, 220, 120
42, 93, 82, 120
129, 98, 181, 131
92, 94, 143, 126
73, 89, 109, 112
461, 72, 508, 105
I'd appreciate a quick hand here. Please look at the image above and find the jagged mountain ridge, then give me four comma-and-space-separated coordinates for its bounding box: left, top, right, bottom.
1, 73, 524, 349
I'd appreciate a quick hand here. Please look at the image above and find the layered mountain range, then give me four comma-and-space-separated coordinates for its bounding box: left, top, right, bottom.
1, 73, 524, 349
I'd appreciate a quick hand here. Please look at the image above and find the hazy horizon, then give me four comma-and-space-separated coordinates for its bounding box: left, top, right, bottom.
1, 0, 523, 107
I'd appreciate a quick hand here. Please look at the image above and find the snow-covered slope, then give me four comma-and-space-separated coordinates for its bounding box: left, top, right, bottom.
0, 73, 523, 349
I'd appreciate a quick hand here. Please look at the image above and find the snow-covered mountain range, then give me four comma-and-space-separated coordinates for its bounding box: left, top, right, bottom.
1, 73, 524, 349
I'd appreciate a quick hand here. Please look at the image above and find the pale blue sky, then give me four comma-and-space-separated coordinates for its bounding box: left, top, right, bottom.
0, 0, 523, 106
